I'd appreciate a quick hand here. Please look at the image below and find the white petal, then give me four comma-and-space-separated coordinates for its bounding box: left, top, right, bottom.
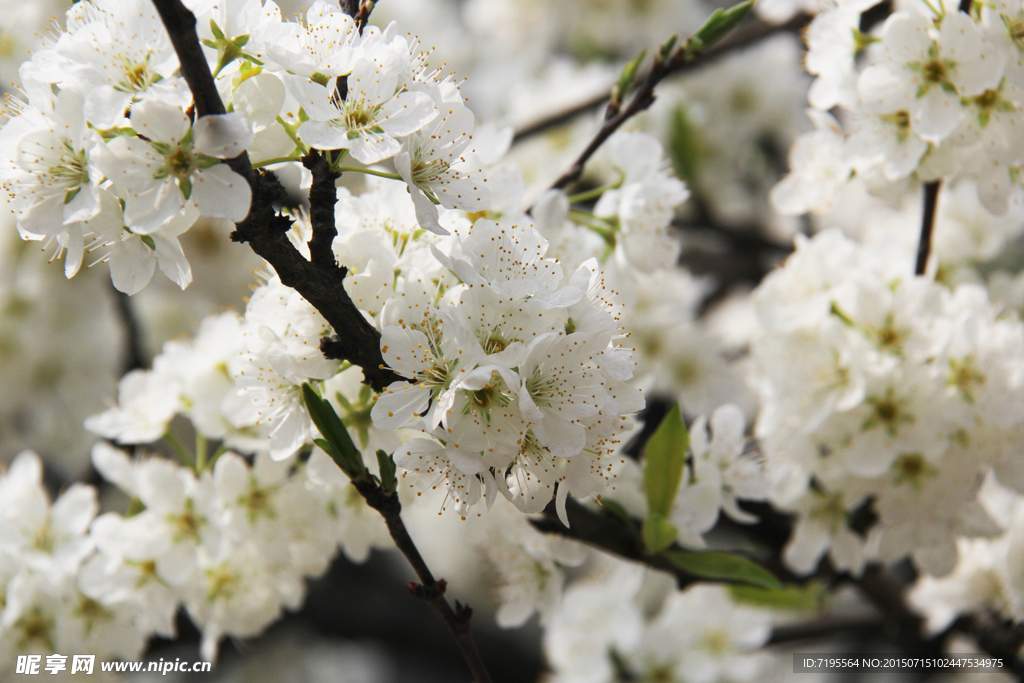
192, 164, 252, 221
107, 238, 157, 295
193, 112, 255, 158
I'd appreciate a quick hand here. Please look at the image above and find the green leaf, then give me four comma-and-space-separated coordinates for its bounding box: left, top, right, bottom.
613, 49, 646, 106
376, 449, 397, 493
664, 550, 783, 589
667, 105, 702, 183
642, 513, 678, 554
691, 0, 756, 54
302, 383, 366, 479
642, 403, 689, 518
729, 583, 825, 611
658, 35, 678, 64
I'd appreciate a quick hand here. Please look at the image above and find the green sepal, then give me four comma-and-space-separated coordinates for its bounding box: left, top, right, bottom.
302, 382, 367, 480
209, 19, 226, 41
642, 512, 678, 554
664, 550, 783, 589
376, 449, 397, 493
139, 234, 156, 250
178, 175, 193, 200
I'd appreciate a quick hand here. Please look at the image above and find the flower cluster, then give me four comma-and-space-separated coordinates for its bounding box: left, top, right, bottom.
0, 0, 489, 294
543, 561, 774, 683
0, 443, 389, 671
773, 0, 1024, 217
751, 229, 1024, 576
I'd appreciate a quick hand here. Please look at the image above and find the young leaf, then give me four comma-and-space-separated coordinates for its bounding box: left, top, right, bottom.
664, 550, 783, 590
667, 106, 702, 183
302, 382, 366, 480
729, 583, 825, 611
376, 449, 397, 493
612, 49, 647, 107
642, 403, 689, 519
642, 513, 678, 554
690, 0, 756, 55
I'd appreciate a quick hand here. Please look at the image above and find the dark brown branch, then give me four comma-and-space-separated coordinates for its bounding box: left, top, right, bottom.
351, 476, 493, 683
355, 0, 378, 30
303, 151, 343, 273
513, 15, 811, 145
767, 615, 884, 645
231, 173, 400, 391
151, 0, 400, 391
915, 180, 941, 276
111, 284, 147, 374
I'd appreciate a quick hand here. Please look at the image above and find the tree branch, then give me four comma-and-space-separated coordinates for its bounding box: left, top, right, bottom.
351, 476, 494, 683
150, 0, 400, 391
111, 284, 147, 375
513, 15, 811, 145
303, 151, 343, 274
915, 180, 941, 276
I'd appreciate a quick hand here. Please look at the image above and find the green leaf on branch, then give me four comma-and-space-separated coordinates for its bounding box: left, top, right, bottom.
376, 449, 397, 493
668, 105, 702, 183
729, 582, 825, 611
664, 550, 783, 589
612, 49, 646, 108
302, 382, 367, 481
641, 404, 688, 553
643, 403, 689, 518
687, 0, 756, 57
642, 513, 678, 554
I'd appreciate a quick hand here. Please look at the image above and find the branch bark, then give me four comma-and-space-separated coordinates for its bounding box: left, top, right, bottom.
915, 180, 941, 276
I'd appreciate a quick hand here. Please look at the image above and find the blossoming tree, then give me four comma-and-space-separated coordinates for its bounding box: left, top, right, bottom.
1, 0, 1024, 680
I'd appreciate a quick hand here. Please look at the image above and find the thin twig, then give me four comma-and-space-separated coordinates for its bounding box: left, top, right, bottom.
915, 180, 941, 276
767, 616, 884, 645
150, 0, 400, 391
352, 477, 494, 683
513, 15, 811, 144
543, 14, 810, 195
